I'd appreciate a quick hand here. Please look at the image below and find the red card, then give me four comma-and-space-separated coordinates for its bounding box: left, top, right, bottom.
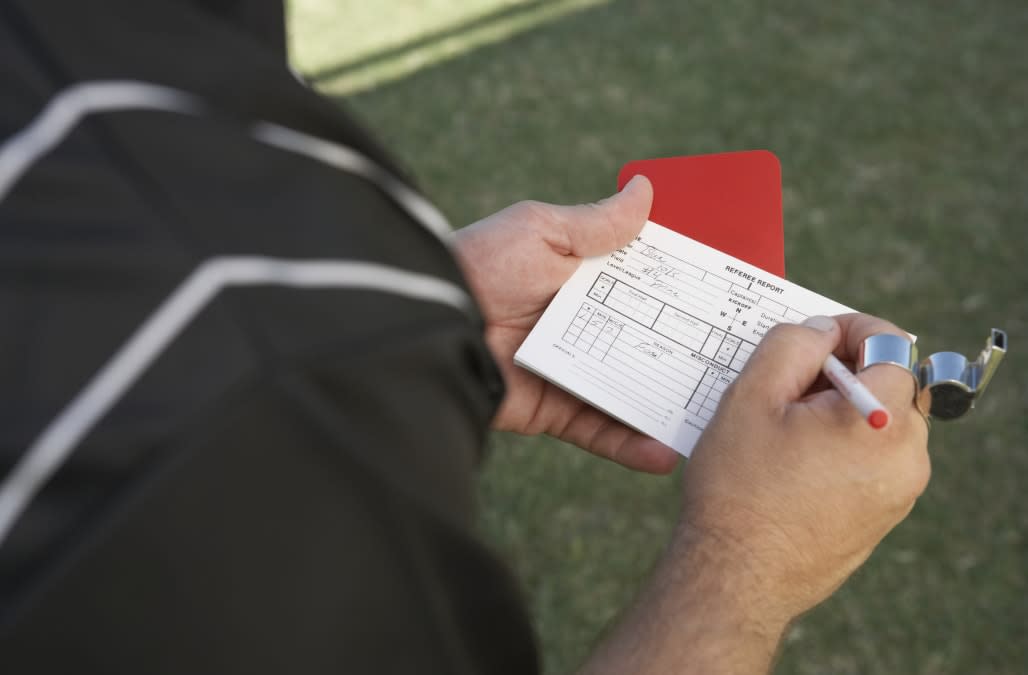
617, 150, 784, 276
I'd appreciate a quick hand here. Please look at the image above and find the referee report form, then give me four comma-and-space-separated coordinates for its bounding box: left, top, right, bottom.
515, 221, 855, 456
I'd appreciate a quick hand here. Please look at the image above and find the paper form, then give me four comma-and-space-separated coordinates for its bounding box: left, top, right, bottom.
514, 220, 856, 456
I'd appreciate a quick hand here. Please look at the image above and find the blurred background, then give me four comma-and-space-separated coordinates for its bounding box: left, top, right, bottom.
288, 1, 1026, 673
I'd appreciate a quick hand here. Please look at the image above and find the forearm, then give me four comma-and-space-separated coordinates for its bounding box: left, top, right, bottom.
578, 526, 789, 675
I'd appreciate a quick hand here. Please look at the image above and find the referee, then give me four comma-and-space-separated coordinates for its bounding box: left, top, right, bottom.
0, 2, 932, 674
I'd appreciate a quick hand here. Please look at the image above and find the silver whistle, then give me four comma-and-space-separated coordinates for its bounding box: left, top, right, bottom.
917, 328, 1007, 420
859, 328, 1007, 421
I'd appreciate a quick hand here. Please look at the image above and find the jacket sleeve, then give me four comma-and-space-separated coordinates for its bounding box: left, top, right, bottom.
0, 1, 537, 672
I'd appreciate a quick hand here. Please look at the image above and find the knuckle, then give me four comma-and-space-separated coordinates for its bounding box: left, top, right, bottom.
911, 450, 932, 497
897, 454, 932, 505
889, 428, 932, 502
906, 426, 932, 496
511, 199, 547, 220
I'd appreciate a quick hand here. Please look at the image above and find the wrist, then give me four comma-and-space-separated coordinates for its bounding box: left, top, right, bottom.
671, 522, 793, 636
579, 518, 791, 675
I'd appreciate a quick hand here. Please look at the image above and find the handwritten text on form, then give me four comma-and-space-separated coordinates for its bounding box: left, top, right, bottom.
515, 221, 855, 456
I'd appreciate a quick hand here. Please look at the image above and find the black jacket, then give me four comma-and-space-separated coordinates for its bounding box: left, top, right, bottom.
0, 1, 537, 672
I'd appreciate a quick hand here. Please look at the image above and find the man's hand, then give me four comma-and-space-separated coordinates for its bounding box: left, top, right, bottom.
452, 176, 679, 474
579, 313, 931, 675
680, 313, 930, 622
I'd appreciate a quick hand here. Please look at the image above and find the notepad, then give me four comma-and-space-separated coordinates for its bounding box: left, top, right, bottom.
514, 221, 855, 456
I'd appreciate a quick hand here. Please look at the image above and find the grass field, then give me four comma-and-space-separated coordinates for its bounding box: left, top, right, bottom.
289, 2, 1027, 673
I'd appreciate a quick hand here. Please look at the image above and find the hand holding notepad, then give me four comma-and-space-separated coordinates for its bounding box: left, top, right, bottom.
514, 218, 856, 456
514, 151, 874, 456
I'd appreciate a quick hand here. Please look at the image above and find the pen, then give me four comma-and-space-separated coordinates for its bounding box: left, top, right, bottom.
821, 353, 890, 429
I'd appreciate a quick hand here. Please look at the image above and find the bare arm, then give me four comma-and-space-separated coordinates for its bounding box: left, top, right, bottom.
578, 314, 929, 675
579, 526, 789, 674
454, 184, 929, 674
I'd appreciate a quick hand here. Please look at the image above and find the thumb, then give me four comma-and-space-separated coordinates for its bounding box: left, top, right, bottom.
550, 174, 653, 258
734, 315, 841, 407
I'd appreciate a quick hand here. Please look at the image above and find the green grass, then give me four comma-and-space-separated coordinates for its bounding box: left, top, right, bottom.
289, 1, 1028, 673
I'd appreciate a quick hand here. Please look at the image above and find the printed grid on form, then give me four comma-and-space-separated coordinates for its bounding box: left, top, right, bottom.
560, 236, 814, 430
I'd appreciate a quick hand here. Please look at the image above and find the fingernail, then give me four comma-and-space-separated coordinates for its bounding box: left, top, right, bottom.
803, 315, 837, 332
